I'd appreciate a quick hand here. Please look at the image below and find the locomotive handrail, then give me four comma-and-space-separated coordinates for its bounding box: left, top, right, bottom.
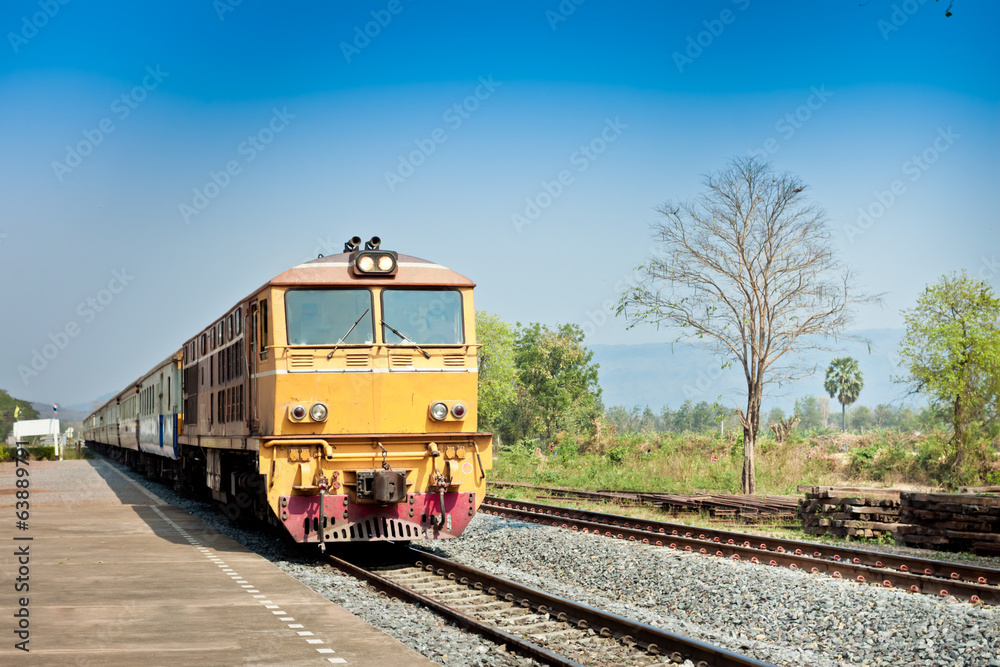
321, 450, 429, 460
260, 438, 330, 449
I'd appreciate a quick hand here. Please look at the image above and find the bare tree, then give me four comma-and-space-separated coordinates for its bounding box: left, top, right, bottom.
618, 157, 879, 494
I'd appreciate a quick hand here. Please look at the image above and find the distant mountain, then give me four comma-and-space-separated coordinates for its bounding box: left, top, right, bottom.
63, 392, 115, 414
30, 403, 89, 425
590, 329, 918, 413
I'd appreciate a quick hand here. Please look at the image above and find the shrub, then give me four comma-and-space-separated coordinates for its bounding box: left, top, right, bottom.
606, 445, 628, 466
33, 446, 56, 461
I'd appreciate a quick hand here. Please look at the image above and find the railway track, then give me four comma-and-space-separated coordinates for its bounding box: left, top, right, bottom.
490, 481, 799, 520
326, 545, 773, 667
482, 496, 1000, 605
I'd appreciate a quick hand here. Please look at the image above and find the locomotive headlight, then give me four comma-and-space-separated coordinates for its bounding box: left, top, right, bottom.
451, 403, 467, 419
290, 404, 307, 421
430, 401, 449, 421
309, 402, 328, 422
351, 249, 398, 276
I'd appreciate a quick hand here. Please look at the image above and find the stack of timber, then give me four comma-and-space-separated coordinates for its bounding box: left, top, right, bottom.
897, 492, 1000, 556
797, 486, 902, 538
639, 492, 799, 521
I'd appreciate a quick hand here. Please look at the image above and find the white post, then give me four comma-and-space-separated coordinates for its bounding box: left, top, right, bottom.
53, 419, 62, 460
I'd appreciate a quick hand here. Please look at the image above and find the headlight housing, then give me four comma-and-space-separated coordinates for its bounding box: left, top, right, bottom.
451, 403, 466, 419
430, 401, 449, 421
290, 404, 306, 421
309, 402, 328, 421
351, 250, 398, 276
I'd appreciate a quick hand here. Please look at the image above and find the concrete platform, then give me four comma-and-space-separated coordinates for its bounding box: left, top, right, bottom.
0, 459, 437, 666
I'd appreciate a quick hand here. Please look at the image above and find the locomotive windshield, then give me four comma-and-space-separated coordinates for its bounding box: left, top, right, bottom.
285, 289, 374, 345
381, 289, 464, 345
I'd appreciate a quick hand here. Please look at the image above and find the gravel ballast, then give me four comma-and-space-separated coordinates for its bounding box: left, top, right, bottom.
103, 457, 999, 666
428, 516, 1000, 667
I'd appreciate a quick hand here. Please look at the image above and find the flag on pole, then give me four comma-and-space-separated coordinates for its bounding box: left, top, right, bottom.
53, 403, 58, 416
14, 405, 20, 419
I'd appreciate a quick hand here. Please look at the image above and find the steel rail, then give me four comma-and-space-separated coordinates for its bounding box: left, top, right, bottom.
483, 497, 1000, 605
327, 547, 774, 667
325, 551, 583, 667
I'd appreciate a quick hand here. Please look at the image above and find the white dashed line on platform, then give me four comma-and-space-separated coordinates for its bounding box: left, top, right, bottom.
108, 469, 348, 664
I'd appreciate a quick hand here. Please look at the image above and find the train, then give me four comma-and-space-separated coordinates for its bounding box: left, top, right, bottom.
84, 236, 493, 547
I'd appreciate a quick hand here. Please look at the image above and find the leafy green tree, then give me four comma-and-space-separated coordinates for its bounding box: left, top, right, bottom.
691, 401, 715, 432
766, 406, 786, 427
514, 323, 602, 442
475, 312, 517, 442
673, 400, 694, 432
850, 405, 874, 431
618, 157, 878, 494
824, 357, 864, 431
873, 404, 893, 429
794, 395, 824, 430
0, 389, 40, 442
604, 405, 633, 433
659, 405, 675, 432
638, 406, 658, 432
898, 272, 1000, 472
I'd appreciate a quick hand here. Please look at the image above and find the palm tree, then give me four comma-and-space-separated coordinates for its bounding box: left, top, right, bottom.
824, 357, 863, 431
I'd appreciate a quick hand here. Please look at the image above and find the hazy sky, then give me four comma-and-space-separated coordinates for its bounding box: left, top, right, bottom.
2, 1, 997, 407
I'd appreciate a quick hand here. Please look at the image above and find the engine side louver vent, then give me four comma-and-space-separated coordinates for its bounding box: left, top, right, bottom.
345, 353, 370, 367
390, 353, 413, 367
443, 354, 465, 367
290, 354, 313, 368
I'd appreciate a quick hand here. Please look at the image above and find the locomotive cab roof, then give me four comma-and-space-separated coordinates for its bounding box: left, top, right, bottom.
268, 251, 475, 288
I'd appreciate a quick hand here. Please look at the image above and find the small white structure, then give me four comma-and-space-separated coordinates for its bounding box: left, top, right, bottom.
13, 419, 62, 459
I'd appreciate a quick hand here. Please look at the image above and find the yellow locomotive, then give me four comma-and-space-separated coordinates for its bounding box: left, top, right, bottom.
84, 237, 492, 546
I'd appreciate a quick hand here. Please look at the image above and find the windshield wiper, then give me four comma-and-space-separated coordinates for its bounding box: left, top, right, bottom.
381, 320, 432, 358
326, 308, 370, 359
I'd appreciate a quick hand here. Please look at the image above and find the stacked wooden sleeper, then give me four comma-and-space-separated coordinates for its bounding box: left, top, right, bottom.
797, 486, 903, 539
897, 492, 1000, 556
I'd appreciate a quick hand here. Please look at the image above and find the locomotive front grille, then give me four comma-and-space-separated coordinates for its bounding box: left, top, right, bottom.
442, 354, 465, 367
302, 514, 421, 541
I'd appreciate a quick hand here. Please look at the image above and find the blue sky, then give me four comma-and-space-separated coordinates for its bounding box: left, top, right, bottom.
1, 0, 997, 408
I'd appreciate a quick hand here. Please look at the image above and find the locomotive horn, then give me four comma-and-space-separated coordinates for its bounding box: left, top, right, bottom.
343, 236, 362, 253
365, 236, 381, 250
